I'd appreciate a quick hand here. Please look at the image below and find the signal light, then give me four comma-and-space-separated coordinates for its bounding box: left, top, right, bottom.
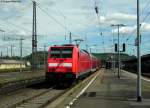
115, 44, 118, 52
95, 6, 98, 14
123, 43, 126, 52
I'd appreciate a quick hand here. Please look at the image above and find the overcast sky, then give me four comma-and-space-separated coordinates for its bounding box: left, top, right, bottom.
0, 0, 150, 56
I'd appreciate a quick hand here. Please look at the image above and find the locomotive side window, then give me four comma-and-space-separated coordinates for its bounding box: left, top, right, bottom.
50, 47, 73, 58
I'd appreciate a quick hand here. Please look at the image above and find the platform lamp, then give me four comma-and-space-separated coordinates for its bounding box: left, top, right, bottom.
136, 0, 142, 102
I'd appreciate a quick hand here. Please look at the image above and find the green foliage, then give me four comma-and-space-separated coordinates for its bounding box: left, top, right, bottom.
23, 52, 135, 65
23, 51, 48, 65
92, 53, 136, 62
1, 56, 20, 60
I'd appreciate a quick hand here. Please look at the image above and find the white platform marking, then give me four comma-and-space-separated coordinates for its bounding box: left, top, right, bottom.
66, 71, 100, 108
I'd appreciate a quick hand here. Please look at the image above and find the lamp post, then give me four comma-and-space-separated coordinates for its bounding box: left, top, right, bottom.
111, 24, 125, 78
137, 0, 142, 102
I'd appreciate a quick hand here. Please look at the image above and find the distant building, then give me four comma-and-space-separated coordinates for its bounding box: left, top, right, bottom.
0, 59, 30, 70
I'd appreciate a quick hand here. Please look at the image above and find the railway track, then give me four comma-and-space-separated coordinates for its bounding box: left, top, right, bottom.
0, 69, 101, 108
0, 81, 68, 108
10, 87, 66, 108
4, 77, 92, 108
123, 69, 150, 78
0, 80, 77, 108
142, 73, 150, 78
5, 81, 83, 108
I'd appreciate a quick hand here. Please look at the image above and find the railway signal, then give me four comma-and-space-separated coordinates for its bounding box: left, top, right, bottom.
95, 6, 99, 14
111, 24, 126, 79
115, 44, 117, 52
114, 43, 126, 52
123, 43, 126, 52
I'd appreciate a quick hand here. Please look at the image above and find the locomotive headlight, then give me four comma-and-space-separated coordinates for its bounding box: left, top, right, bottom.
48, 63, 72, 67
48, 63, 58, 67
63, 63, 72, 67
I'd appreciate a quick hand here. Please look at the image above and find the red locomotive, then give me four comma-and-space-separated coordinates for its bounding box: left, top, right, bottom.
46, 44, 101, 84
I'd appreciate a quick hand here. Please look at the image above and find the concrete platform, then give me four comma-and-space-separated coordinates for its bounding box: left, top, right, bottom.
70, 69, 150, 108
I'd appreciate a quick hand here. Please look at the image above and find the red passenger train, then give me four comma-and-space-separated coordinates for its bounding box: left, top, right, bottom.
46, 44, 101, 84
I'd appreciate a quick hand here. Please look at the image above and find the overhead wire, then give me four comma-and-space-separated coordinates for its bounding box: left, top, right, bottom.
42, 1, 91, 31
0, 2, 33, 40
30, 0, 99, 48
94, 0, 105, 53
29, 0, 71, 43
125, 0, 150, 42
49, 5, 91, 44
53, 5, 68, 41
37, 4, 66, 29
30, 0, 108, 50
36, 0, 100, 48
123, 0, 150, 56
30, 0, 68, 32
36, 3, 85, 41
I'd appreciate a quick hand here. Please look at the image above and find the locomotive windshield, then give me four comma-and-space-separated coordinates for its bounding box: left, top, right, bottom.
50, 47, 73, 58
